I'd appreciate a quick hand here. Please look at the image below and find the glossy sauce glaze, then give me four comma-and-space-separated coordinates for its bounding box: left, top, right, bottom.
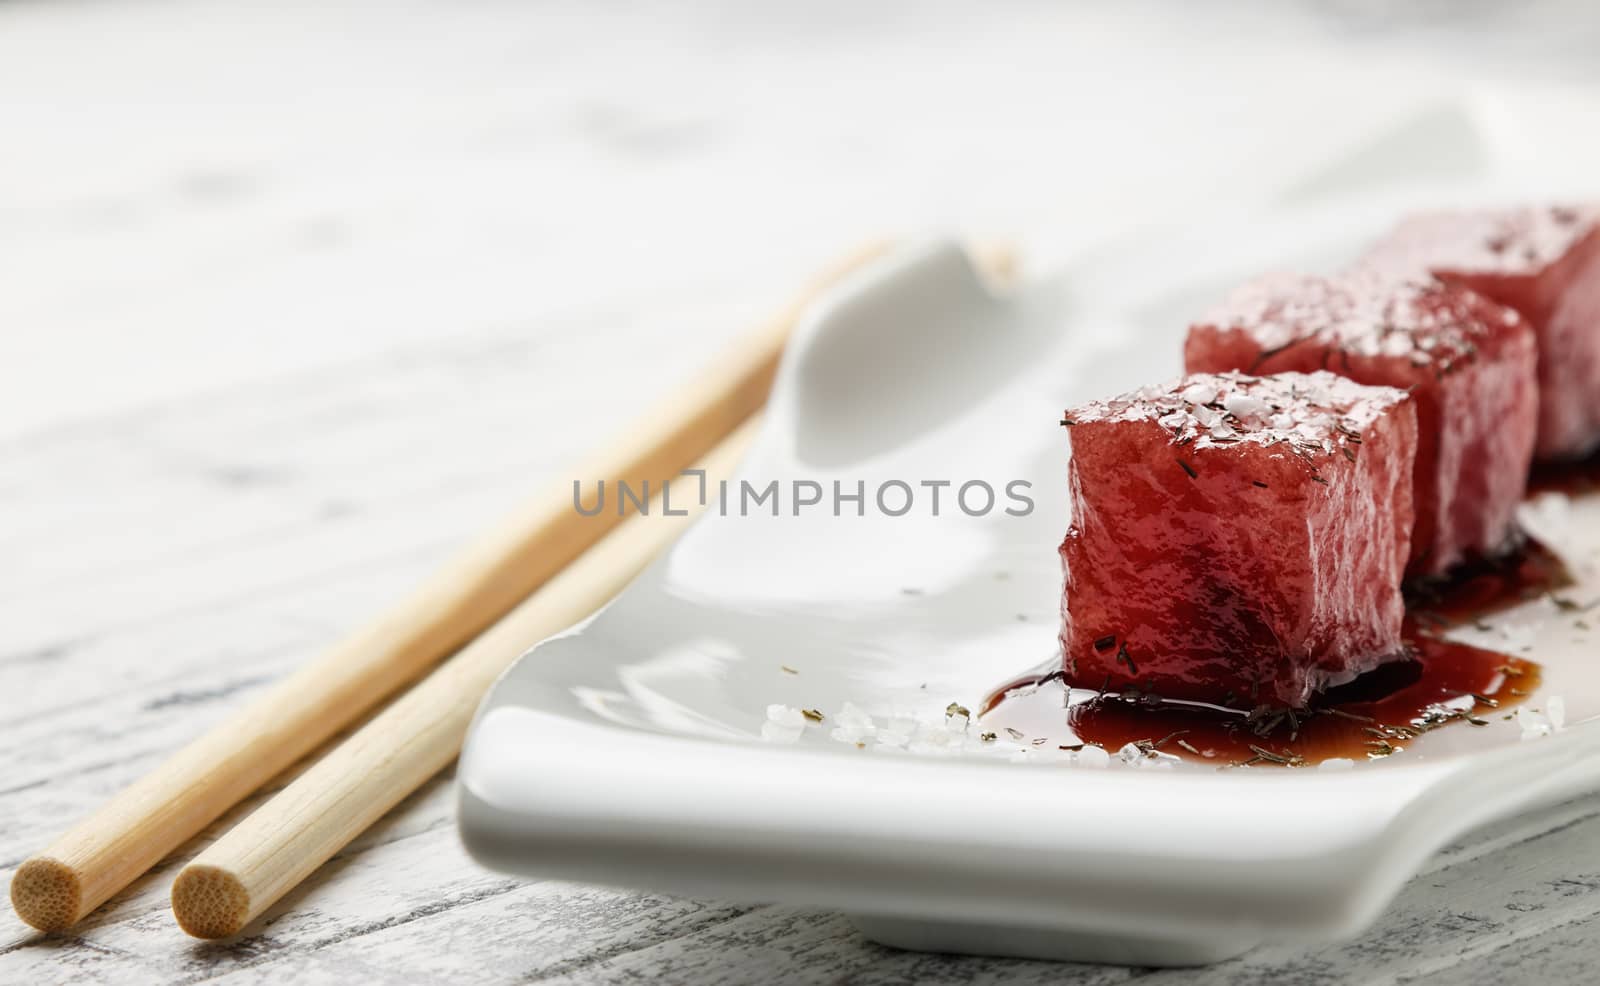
985, 541, 1568, 766
1055, 637, 1540, 766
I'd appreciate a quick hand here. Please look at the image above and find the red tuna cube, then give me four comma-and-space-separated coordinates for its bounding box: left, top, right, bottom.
1060, 371, 1417, 709
1185, 273, 1537, 577
1359, 205, 1600, 461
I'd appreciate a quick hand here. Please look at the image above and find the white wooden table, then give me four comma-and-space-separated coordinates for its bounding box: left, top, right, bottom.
5, 3, 1600, 982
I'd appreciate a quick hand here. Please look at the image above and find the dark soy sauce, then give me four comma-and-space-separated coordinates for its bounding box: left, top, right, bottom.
985, 542, 1565, 766
1061, 638, 1540, 766
1528, 449, 1600, 498
1406, 540, 1571, 625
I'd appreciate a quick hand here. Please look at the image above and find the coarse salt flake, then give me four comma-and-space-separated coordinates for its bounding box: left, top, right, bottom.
1516, 706, 1554, 741
1077, 744, 1111, 768
760, 720, 804, 744
1547, 695, 1567, 731
765, 704, 806, 729
1223, 393, 1270, 421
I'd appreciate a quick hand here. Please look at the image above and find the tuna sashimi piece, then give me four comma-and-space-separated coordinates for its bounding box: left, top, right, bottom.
1060, 371, 1417, 709
1185, 273, 1538, 577
1359, 205, 1600, 461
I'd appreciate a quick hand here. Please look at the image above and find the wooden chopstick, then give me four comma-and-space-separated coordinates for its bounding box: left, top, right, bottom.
170, 416, 760, 938
8, 244, 891, 933
162, 241, 1018, 938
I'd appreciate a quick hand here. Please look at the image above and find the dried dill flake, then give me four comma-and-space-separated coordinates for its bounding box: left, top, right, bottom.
1114, 643, 1138, 676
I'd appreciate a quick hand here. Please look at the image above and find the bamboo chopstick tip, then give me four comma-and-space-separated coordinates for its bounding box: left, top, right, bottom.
10, 249, 848, 936
171, 864, 250, 939
11, 856, 82, 932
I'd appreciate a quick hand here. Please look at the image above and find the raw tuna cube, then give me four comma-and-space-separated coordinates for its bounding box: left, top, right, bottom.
1060, 371, 1416, 709
1185, 273, 1538, 577
1359, 205, 1600, 460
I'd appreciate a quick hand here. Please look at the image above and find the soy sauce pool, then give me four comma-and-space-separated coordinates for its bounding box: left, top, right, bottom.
1406, 540, 1572, 624
1056, 637, 1540, 766
1528, 449, 1600, 498
983, 541, 1564, 767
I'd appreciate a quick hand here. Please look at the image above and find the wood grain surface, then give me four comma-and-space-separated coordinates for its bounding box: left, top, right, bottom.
5, 1, 1600, 982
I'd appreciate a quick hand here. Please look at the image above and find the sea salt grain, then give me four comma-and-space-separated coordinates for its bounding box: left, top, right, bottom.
830, 726, 869, 745
912, 727, 958, 750
1077, 744, 1111, 768
1223, 393, 1270, 421
884, 708, 920, 737
791, 695, 1136, 766
875, 728, 911, 748
836, 702, 874, 728
828, 702, 878, 746
1439, 694, 1477, 715
1516, 706, 1554, 741
963, 734, 1003, 755
760, 720, 804, 744
766, 704, 806, 729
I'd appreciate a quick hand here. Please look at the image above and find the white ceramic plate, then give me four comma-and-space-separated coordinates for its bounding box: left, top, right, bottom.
457, 97, 1600, 966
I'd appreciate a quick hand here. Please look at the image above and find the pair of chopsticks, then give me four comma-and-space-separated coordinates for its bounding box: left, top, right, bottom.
172, 418, 763, 937
10, 240, 1012, 939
